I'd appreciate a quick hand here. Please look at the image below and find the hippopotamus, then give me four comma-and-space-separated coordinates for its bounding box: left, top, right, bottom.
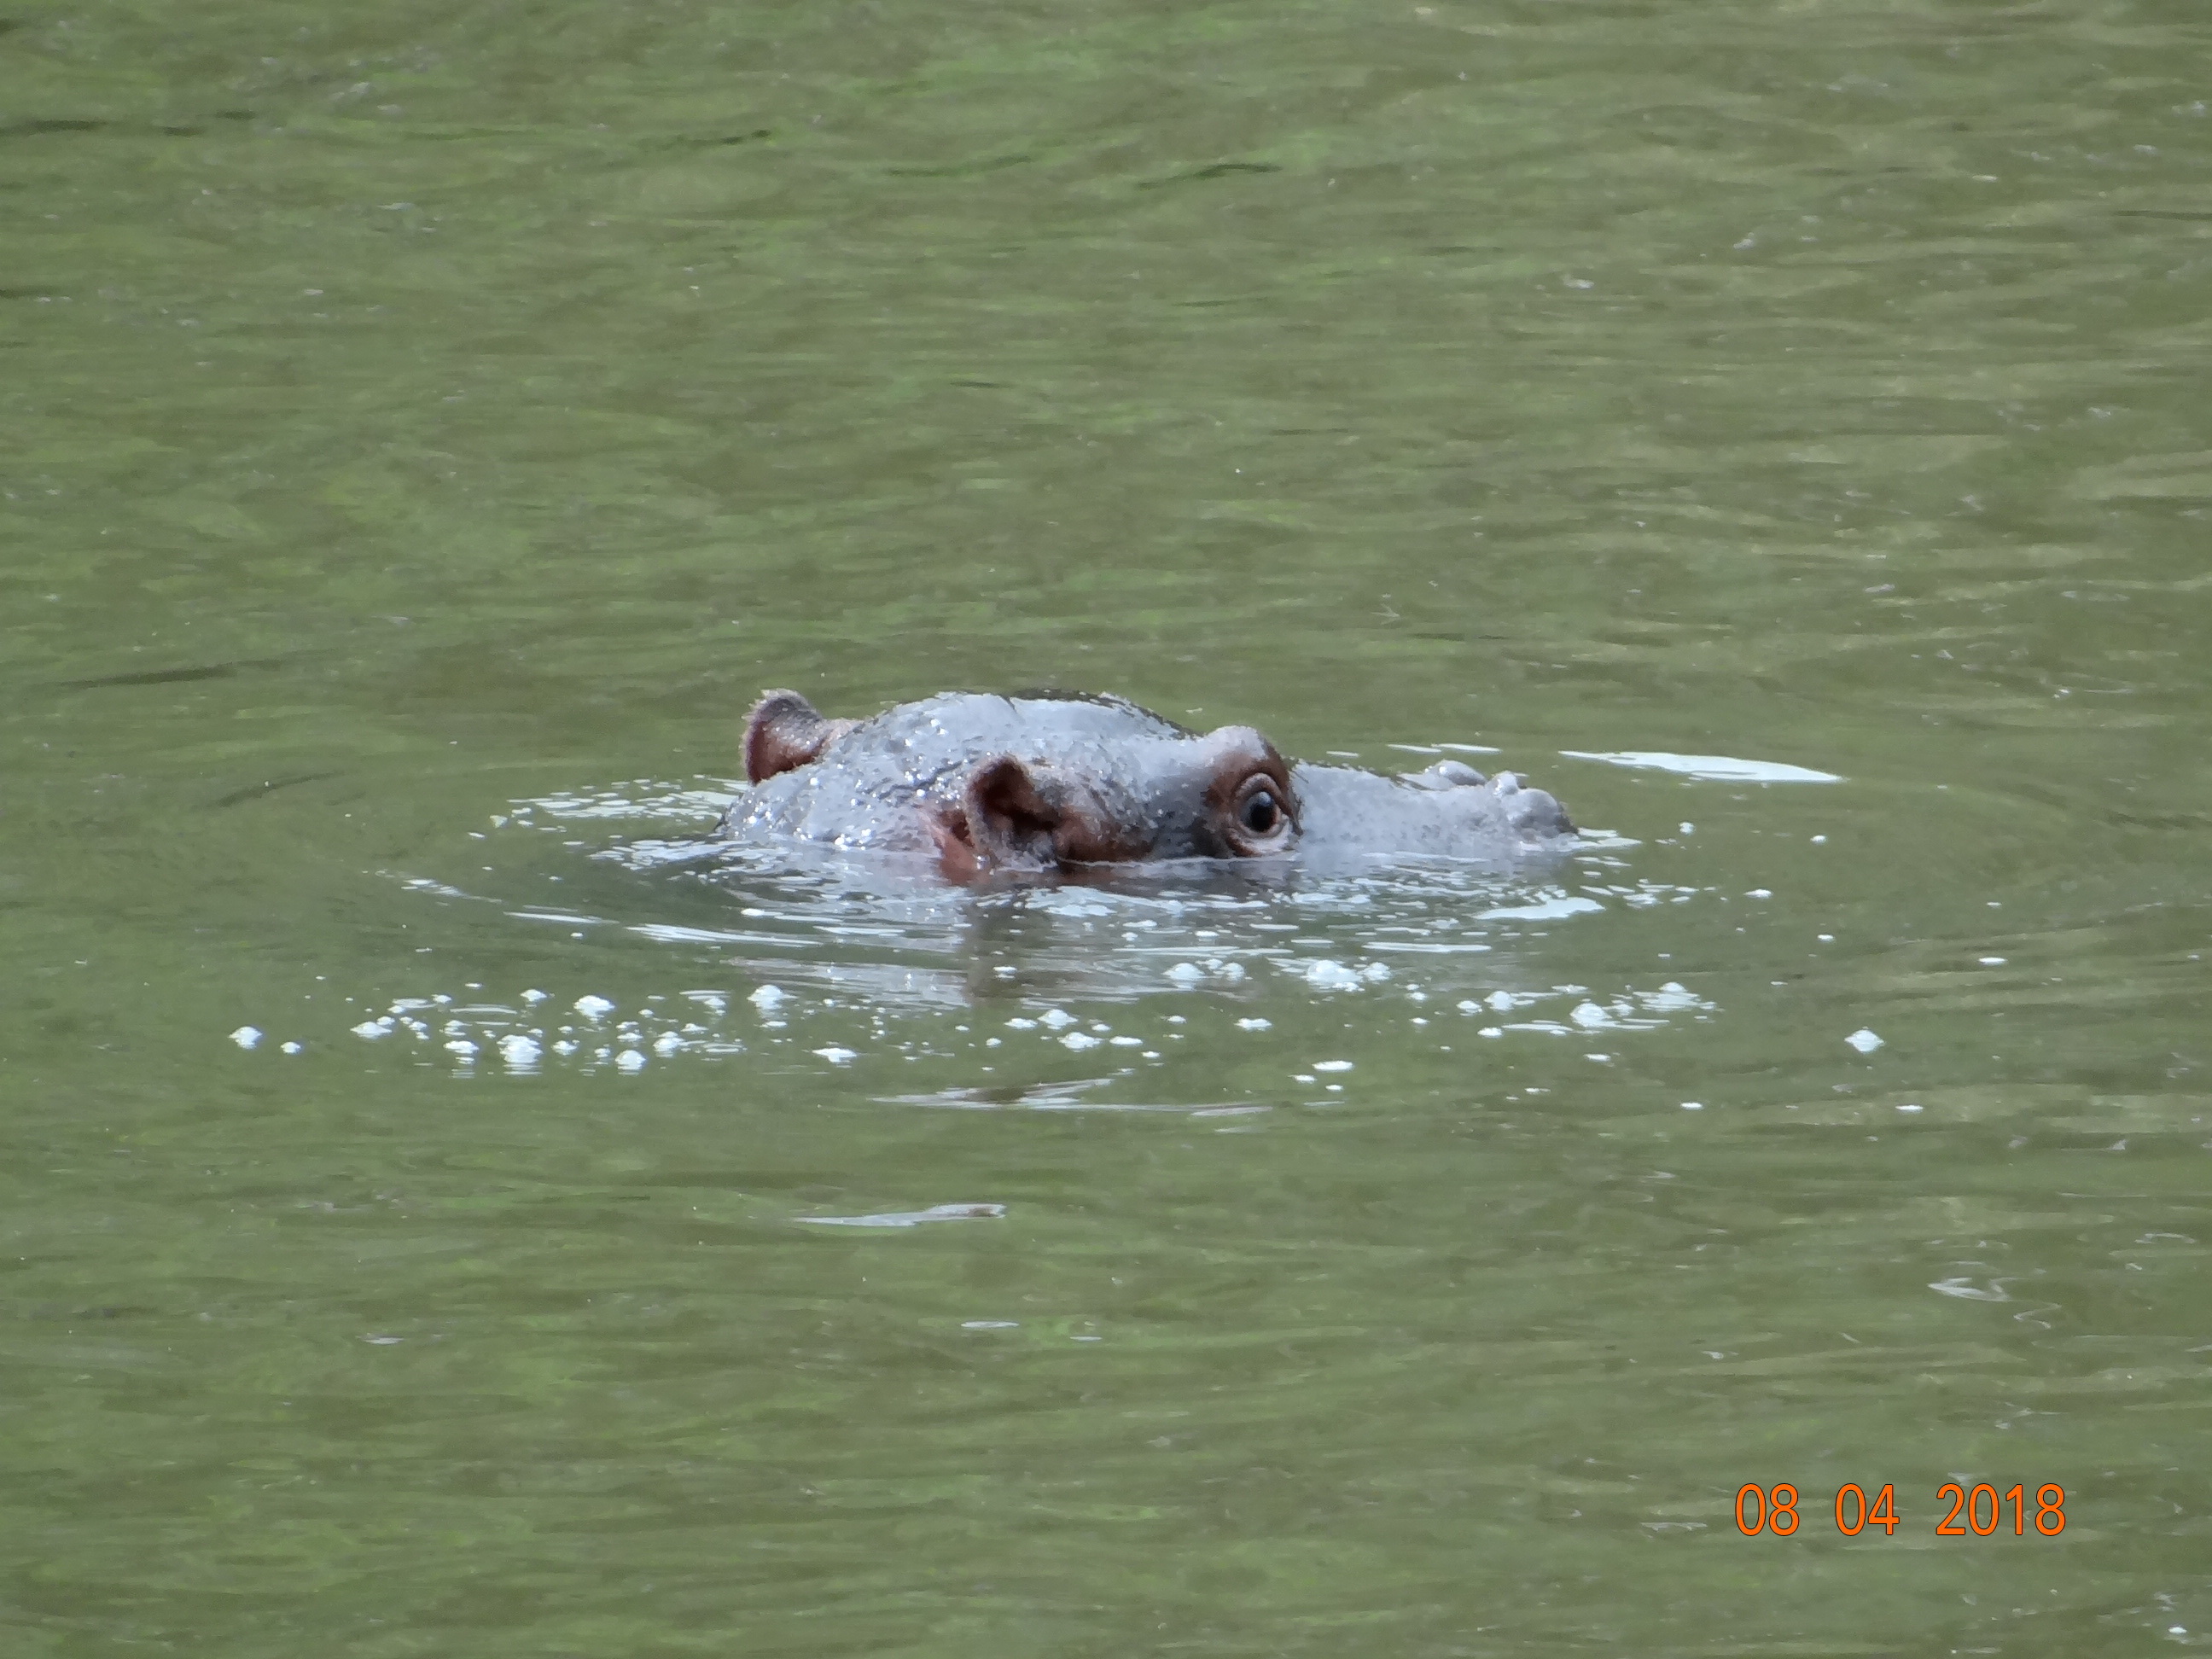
713, 689, 1574, 882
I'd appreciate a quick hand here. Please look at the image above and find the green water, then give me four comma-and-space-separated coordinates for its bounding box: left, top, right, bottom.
5, 1, 2210, 1652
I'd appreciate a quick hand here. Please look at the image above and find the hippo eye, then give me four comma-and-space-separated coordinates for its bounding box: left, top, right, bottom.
1222, 771, 1295, 854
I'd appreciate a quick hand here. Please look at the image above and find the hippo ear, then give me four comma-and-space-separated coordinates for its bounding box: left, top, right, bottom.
962, 757, 1146, 870
963, 756, 1063, 870
743, 690, 852, 784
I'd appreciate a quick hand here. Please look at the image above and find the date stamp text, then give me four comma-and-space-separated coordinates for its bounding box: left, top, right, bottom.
1733, 1482, 2067, 1537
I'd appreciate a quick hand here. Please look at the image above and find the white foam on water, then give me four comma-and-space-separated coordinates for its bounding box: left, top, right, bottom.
1929, 1278, 2010, 1302
400, 876, 476, 899
1560, 750, 1843, 784
1479, 895, 1605, 921
342, 787, 1733, 1089
230, 1026, 263, 1049
522, 783, 735, 821
800, 1202, 1006, 1228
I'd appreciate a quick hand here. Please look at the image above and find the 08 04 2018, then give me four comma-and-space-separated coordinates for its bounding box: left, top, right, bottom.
1733, 1482, 2067, 1537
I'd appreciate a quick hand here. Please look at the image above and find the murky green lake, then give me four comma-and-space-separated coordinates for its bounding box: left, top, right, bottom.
5, 1, 2209, 1652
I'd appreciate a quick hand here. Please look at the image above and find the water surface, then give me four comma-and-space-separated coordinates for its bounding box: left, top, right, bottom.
4, 1, 2209, 1654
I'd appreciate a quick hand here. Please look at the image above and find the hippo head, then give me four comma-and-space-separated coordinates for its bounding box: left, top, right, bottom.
740, 690, 1301, 880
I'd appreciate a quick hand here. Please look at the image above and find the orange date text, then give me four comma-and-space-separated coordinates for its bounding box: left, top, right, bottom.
1733, 1483, 2065, 1537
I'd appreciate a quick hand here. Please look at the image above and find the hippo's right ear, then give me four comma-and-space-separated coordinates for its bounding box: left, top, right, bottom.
743, 690, 853, 784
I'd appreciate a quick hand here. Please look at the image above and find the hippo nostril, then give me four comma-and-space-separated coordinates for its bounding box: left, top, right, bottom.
1408, 760, 1487, 789
1506, 785, 1575, 839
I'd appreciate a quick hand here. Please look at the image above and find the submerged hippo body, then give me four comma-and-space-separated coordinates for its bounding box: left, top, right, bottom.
715, 690, 1574, 882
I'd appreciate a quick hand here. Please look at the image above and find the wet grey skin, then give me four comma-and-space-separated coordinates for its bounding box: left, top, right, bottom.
715, 690, 1575, 882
